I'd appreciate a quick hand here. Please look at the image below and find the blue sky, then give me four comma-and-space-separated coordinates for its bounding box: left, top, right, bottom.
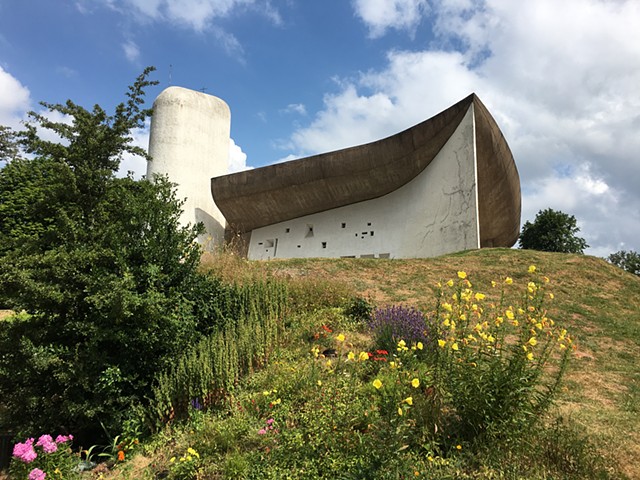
1, 0, 640, 257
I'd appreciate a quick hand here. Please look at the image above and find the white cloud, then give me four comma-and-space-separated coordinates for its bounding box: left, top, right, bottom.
228, 137, 251, 173
0, 66, 31, 128
353, 0, 430, 38
281, 103, 307, 116
122, 39, 141, 63
117, 121, 150, 179
287, 0, 640, 254
111, 0, 278, 32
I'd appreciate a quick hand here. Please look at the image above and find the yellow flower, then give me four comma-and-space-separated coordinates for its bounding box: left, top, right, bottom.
549, 293, 555, 300
438, 339, 446, 348
398, 407, 403, 416
411, 378, 420, 388
403, 396, 413, 405
456, 444, 462, 450
347, 351, 356, 361
389, 361, 397, 368
528, 265, 536, 273
336, 333, 345, 342
170, 457, 176, 463
505, 310, 514, 320
457, 271, 467, 279
474, 292, 485, 301
505, 277, 513, 285
372, 379, 383, 389
359, 351, 369, 361
526, 352, 534, 361
446, 279, 454, 287
262, 390, 271, 396
317, 380, 322, 386
451, 342, 459, 351
527, 337, 538, 346
398, 339, 406, 348
416, 341, 423, 350
187, 447, 199, 458
491, 280, 497, 288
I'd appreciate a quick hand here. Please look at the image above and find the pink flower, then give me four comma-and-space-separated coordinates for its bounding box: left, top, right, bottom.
55, 435, 72, 444
266, 418, 274, 425
28, 467, 46, 480
36, 435, 57, 453
258, 428, 267, 435
13, 439, 37, 463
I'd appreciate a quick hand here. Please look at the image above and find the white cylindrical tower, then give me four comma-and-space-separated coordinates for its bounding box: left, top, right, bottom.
147, 86, 231, 249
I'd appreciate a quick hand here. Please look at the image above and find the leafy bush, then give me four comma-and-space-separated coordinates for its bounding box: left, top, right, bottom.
0, 68, 218, 444
344, 295, 373, 323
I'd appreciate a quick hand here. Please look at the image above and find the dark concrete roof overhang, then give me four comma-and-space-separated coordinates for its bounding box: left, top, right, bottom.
211, 93, 521, 248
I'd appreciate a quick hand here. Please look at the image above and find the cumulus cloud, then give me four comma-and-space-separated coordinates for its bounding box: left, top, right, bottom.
289, 0, 640, 254
0, 66, 31, 128
228, 137, 251, 173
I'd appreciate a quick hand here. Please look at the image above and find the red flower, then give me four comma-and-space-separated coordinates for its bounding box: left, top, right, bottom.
375, 350, 389, 355
117, 450, 125, 462
321, 324, 333, 333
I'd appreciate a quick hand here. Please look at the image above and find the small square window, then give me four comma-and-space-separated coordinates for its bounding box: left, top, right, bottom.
322, 242, 327, 248
285, 228, 290, 233
341, 222, 346, 228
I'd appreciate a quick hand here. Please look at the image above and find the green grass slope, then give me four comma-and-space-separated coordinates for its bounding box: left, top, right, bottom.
205, 248, 640, 478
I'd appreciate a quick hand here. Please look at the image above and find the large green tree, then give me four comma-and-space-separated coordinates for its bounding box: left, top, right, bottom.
0, 68, 210, 442
518, 208, 589, 254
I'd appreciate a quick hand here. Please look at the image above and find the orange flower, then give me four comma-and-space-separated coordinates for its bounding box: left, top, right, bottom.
117, 450, 125, 462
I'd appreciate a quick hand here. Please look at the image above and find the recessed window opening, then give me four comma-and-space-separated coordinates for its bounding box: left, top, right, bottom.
264, 239, 274, 248
341, 222, 346, 228
322, 242, 327, 248
306, 224, 314, 238
362, 232, 368, 235
285, 228, 290, 233
367, 222, 372, 226
297, 245, 301, 248
370, 231, 374, 236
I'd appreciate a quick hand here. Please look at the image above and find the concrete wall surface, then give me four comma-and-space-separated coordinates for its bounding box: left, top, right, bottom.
247, 106, 479, 260
147, 86, 231, 247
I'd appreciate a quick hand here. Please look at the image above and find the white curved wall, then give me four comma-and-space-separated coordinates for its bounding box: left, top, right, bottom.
147, 86, 231, 248
247, 105, 479, 260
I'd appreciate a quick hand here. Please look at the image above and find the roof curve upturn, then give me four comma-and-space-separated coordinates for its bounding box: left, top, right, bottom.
211, 93, 521, 248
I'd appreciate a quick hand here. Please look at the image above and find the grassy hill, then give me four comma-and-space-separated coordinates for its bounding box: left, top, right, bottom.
6, 248, 640, 479
200, 248, 640, 478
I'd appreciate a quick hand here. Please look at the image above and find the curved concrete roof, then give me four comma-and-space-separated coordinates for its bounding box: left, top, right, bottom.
211, 93, 521, 248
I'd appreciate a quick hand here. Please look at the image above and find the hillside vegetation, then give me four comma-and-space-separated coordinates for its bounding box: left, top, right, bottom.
5, 248, 640, 479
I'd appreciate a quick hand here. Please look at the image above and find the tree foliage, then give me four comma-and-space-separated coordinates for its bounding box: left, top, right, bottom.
607, 250, 640, 276
518, 208, 589, 254
0, 67, 216, 442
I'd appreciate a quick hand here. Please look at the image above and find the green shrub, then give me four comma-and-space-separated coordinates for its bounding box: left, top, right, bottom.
0, 68, 215, 444
150, 280, 288, 424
